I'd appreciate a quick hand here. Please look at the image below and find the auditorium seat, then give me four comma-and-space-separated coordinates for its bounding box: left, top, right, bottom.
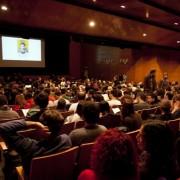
99, 113, 121, 128
18, 128, 49, 141
60, 122, 75, 135
167, 118, 180, 137
60, 110, 74, 119
76, 142, 94, 175
138, 107, 160, 120
127, 129, 139, 149
74, 120, 85, 129
16, 146, 79, 180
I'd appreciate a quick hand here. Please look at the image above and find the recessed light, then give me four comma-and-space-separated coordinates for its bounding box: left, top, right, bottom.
177, 40, 180, 44
174, 22, 179, 25
89, 21, 96, 27
120, 5, 126, 9
145, 10, 149, 18
142, 33, 147, 37
1, 5, 8, 11
92, 0, 96, 2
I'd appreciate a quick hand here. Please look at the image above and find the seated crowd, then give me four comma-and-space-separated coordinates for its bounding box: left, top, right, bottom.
0, 74, 179, 180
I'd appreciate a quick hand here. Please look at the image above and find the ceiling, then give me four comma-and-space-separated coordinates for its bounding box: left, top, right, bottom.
0, 0, 180, 49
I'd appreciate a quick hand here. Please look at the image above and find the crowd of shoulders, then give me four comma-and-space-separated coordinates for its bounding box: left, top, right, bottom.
0, 73, 179, 179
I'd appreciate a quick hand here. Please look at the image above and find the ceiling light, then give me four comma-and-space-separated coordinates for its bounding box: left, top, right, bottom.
145, 10, 149, 18
89, 21, 96, 27
120, 5, 126, 9
1, 5, 8, 11
177, 40, 180, 44
174, 22, 179, 25
92, 0, 96, 2
142, 33, 147, 37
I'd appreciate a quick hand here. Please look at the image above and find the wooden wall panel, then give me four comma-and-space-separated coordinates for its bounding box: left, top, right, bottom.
70, 42, 180, 82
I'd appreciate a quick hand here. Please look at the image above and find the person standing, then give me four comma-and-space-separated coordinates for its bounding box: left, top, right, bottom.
159, 72, 170, 90
143, 69, 157, 92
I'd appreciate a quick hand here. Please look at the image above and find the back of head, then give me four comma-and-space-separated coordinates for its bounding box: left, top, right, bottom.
57, 98, 66, 110
160, 100, 171, 113
0, 95, 8, 107
110, 89, 119, 98
34, 91, 49, 109
82, 101, 100, 124
40, 109, 64, 135
141, 120, 174, 157
91, 129, 138, 180
77, 91, 86, 101
76, 101, 85, 117
138, 92, 146, 102
99, 101, 110, 114
121, 95, 134, 118
172, 94, 180, 102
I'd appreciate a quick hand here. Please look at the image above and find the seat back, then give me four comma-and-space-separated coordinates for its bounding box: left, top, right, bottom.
29, 146, 79, 180
77, 142, 94, 175
61, 110, 74, 119
140, 107, 159, 120
99, 114, 121, 128
18, 128, 49, 140
74, 120, 85, 129
167, 118, 180, 136
127, 129, 139, 149
60, 122, 75, 134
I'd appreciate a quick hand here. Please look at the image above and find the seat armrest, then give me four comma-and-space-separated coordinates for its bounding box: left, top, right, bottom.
16, 166, 24, 180
0, 141, 8, 151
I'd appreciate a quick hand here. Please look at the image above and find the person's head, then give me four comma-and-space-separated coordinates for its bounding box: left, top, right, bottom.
165, 91, 174, 101
121, 95, 135, 118
149, 69, 156, 78
34, 91, 49, 109
136, 91, 146, 102
82, 101, 100, 124
93, 93, 104, 102
146, 93, 158, 105
163, 72, 168, 80
0, 95, 8, 107
109, 89, 119, 99
172, 94, 180, 109
40, 109, 64, 135
91, 129, 138, 180
137, 120, 174, 156
160, 100, 171, 113
77, 91, 86, 101
99, 101, 110, 114
57, 98, 66, 110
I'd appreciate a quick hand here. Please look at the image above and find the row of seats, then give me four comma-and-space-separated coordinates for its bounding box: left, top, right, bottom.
0, 118, 179, 180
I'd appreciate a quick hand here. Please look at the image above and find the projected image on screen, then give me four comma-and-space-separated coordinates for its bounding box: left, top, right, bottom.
2, 36, 41, 61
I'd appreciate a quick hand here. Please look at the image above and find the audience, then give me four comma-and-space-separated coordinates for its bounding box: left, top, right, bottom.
121, 95, 142, 131
156, 99, 173, 121
171, 94, 180, 119
78, 129, 139, 180
134, 91, 151, 111
0, 94, 20, 120
0, 109, 71, 175
0, 74, 179, 179
69, 101, 107, 146
27, 91, 49, 121
107, 89, 121, 107
137, 120, 176, 180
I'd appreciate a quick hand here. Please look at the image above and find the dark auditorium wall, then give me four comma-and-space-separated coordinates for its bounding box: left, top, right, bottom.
69, 42, 180, 82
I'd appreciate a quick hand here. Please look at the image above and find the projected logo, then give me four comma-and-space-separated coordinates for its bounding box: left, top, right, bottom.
17, 39, 29, 54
